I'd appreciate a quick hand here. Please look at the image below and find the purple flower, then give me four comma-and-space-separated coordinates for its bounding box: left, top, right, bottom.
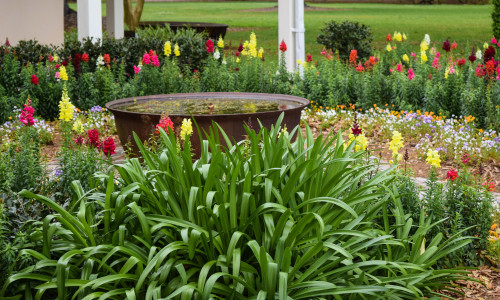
90, 106, 103, 113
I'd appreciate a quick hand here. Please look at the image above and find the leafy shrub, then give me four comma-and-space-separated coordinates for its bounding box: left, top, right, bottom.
493, 0, 500, 39
1, 118, 471, 298
317, 20, 373, 61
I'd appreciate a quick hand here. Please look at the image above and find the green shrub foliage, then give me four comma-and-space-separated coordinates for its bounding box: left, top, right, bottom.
317, 20, 373, 61
493, 0, 500, 39
1, 118, 472, 299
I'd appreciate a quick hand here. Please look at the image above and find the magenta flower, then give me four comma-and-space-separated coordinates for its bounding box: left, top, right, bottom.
396, 64, 402, 72
19, 99, 36, 126
206, 40, 214, 53
408, 68, 415, 80
142, 53, 150, 65
133, 65, 141, 74
492, 37, 498, 44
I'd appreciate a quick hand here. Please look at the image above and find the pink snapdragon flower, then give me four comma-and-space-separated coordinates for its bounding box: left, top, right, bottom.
408, 68, 415, 80
150, 53, 159, 67
133, 65, 141, 74
142, 53, 150, 65
19, 99, 36, 126
396, 64, 402, 72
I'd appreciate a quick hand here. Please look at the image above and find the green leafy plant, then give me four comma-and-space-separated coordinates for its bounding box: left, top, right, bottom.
493, 0, 500, 39
1, 116, 472, 299
317, 20, 373, 61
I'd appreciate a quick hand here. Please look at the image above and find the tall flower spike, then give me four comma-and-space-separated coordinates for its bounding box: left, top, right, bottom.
351, 112, 362, 136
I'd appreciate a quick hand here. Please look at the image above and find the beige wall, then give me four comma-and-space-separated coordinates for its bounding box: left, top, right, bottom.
0, 0, 63, 46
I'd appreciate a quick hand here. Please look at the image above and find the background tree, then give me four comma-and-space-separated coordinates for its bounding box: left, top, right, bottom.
124, 0, 145, 31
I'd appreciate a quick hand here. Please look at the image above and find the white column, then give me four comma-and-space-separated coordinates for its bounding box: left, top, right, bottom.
294, 0, 305, 76
278, 0, 295, 72
78, 0, 102, 42
106, 0, 124, 39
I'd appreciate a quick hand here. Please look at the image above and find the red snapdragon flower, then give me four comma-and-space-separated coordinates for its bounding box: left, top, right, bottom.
48, 54, 54, 62
476, 64, 485, 77
62, 60, 68, 66
446, 168, 458, 181
82, 52, 89, 62
451, 41, 457, 50
206, 40, 214, 53
279, 40, 287, 52
386, 34, 392, 42
355, 63, 364, 72
31, 74, 39, 85
468, 51, 477, 63
75, 136, 84, 145
486, 59, 496, 76
88, 129, 100, 148
349, 49, 357, 65
457, 58, 466, 66
103, 54, 110, 64
306, 53, 313, 62
351, 119, 362, 136
484, 46, 496, 64
442, 38, 451, 52
102, 137, 116, 156
482, 182, 495, 192
238, 43, 244, 52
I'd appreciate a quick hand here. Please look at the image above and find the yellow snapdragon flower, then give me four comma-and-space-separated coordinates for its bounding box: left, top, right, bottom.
347, 133, 369, 152
402, 54, 409, 62
258, 47, 264, 59
164, 41, 172, 57
420, 41, 429, 52
483, 42, 489, 49
386, 43, 392, 52
59, 85, 75, 122
72, 119, 84, 133
420, 51, 428, 63
217, 36, 224, 49
426, 149, 441, 168
389, 131, 404, 158
180, 118, 193, 141
174, 43, 180, 56
394, 32, 402, 42
59, 66, 68, 81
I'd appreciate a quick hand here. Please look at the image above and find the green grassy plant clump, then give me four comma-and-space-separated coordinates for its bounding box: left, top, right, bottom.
1, 117, 472, 299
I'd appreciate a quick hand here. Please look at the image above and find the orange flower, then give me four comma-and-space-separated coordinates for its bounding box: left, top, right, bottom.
492, 224, 498, 230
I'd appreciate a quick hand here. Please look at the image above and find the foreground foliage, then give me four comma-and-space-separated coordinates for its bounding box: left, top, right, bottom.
1, 117, 473, 299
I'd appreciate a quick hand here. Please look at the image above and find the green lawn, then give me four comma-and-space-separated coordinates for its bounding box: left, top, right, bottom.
71, 2, 494, 59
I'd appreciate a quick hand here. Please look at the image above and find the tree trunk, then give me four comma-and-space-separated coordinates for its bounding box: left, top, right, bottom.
124, 0, 145, 31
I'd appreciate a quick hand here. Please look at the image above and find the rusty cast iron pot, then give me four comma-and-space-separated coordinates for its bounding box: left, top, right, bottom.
105, 92, 309, 156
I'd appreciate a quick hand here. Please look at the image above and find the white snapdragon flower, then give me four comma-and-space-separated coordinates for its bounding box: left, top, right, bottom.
475, 50, 482, 60
424, 34, 431, 45
213, 50, 220, 60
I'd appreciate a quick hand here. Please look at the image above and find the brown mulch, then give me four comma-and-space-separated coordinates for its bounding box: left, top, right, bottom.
439, 266, 500, 300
